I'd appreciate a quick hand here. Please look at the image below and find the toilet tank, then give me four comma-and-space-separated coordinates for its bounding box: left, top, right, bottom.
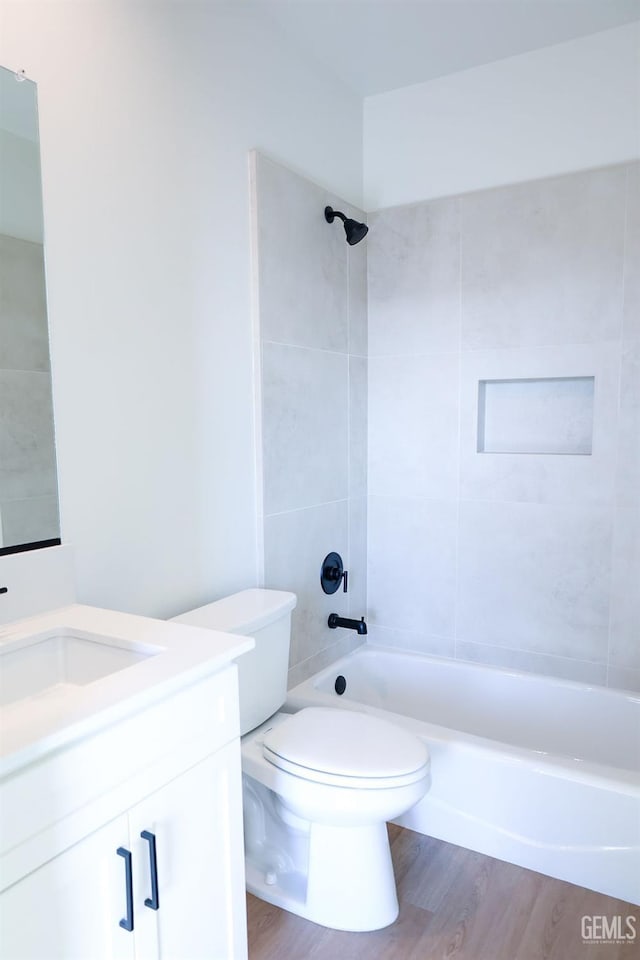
171, 589, 296, 735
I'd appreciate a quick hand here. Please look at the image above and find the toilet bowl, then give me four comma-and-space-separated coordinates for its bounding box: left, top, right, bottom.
172, 589, 431, 931
241, 707, 429, 931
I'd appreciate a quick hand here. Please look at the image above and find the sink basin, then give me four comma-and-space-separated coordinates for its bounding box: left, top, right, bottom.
0, 629, 158, 708
0, 604, 255, 778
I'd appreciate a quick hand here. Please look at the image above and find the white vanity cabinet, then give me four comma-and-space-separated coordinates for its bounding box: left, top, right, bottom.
0, 659, 248, 960
0, 814, 136, 960
126, 743, 244, 960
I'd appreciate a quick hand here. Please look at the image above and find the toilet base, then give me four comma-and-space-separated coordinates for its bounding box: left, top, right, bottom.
246, 819, 399, 932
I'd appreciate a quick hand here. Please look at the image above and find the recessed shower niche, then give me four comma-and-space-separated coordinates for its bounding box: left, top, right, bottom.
477, 376, 595, 455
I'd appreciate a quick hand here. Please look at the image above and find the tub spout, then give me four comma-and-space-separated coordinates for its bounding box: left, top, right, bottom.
328, 613, 367, 635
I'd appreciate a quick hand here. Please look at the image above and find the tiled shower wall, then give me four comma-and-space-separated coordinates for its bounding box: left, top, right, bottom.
0, 234, 59, 548
367, 161, 640, 692
253, 154, 368, 686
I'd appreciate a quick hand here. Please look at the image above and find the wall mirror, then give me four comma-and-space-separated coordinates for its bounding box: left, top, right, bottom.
0, 64, 60, 554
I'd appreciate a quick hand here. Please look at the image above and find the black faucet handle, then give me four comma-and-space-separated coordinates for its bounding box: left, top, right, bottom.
321, 552, 349, 595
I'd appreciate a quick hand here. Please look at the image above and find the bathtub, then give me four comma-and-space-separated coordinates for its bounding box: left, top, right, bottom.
286, 645, 640, 905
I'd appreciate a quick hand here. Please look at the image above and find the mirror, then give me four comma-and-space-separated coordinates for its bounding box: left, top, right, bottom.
0, 65, 60, 554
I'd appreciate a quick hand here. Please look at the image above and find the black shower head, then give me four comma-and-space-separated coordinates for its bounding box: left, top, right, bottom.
324, 206, 368, 246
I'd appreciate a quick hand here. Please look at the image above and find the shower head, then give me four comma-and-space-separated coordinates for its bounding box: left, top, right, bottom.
324, 206, 368, 246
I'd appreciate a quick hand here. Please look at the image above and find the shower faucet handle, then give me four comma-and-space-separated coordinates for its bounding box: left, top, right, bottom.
321, 552, 348, 595
327, 566, 348, 592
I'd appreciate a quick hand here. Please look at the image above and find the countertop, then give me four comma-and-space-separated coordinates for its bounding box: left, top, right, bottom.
0, 604, 254, 778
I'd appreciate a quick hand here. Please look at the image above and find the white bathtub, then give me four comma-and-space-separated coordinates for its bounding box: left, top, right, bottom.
286, 645, 640, 905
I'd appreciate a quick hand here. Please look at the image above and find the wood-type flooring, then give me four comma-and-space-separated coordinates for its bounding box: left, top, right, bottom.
247, 825, 638, 960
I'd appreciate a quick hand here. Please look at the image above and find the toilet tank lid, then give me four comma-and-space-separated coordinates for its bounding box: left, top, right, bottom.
171, 588, 296, 634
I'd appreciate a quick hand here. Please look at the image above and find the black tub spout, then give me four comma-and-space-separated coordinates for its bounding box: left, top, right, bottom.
328, 613, 367, 635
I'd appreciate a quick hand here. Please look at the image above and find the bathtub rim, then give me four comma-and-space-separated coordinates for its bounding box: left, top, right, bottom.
286, 644, 640, 798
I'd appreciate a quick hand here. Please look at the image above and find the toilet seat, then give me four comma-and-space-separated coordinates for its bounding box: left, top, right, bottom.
262, 707, 429, 789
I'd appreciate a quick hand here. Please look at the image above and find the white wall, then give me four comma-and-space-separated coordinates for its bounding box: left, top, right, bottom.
252, 154, 368, 687
364, 23, 640, 209
366, 161, 640, 692
0, 1, 362, 618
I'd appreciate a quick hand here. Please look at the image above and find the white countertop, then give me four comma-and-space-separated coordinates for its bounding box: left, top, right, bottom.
0, 604, 254, 778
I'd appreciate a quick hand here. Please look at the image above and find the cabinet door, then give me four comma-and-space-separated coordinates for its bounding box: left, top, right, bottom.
0, 815, 135, 960
130, 743, 247, 960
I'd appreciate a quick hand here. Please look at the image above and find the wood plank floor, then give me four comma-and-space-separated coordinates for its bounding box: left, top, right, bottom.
247, 825, 638, 960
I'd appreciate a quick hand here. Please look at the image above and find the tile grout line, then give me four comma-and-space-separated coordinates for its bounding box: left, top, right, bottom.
249, 152, 265, 588
453, 197, 463, 660
262, 338, 350, 358
605, 163, 631, 689
264, 498, 350, 521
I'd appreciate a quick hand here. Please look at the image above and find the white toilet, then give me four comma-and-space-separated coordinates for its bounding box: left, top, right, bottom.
172, 588, 430, 932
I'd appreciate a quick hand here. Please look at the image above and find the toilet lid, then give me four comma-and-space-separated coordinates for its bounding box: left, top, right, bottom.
262, 707, 429, 785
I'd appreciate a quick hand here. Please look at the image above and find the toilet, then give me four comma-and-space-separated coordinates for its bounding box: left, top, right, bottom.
172, 589, 430, 932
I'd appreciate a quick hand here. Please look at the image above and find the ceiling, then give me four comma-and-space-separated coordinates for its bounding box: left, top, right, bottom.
253, 0, 640, 97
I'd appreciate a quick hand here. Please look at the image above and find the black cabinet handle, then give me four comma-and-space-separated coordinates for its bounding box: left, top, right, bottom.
116, 847, 134, 932
141, 830, 160, 910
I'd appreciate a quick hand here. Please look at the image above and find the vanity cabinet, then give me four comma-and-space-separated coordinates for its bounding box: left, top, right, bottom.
0, 664, 248, 960
0, 814, 135, 960
127, 744, 244, 960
